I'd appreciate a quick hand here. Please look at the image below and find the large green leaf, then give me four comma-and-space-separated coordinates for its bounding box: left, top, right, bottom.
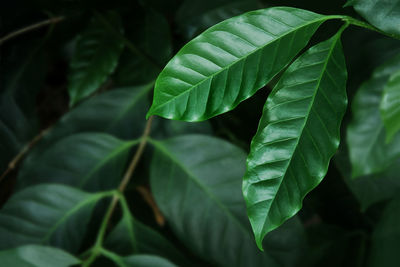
22, 85, 151, 164
0, 184, 110, 252
243, 32, 347, 249
68, 12, 124, 106
347, 54, 400, 178
150, 135, 305, 266
148, 7, 335, 121
105, 202, 190, 266
352, 0, 400, 37
17, 133, 137, 191
368, 196, 400, 267
0, 245, 80, 267
380, 69, 400, 142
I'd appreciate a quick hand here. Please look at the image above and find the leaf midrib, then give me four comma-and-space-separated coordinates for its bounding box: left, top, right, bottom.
261, 34, 341, 236
151, 14, 332, 114
149, 139, 251, 236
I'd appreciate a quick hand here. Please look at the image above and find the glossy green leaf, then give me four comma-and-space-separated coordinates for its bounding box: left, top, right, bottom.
352, 0, 400, 37
347, 54, 400, 178
17, 133, 137, 191
122, 255, 177, 267
0, 245, 80, 267
148, 7, 333, 121
380, 69, 400, 142
0, 184, 110, 252
368, 197, 400, 267
243, 33, 347, 249
105, 202, 190, 266
68, 12, 124, 106
150, 135, 305, 266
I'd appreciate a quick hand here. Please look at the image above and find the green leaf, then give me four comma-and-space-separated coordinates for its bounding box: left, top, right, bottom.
0, 245, 80, 267
368, 196, 400, 267
122, 255, 177, 267
353, 0, 400, 37
0, 184, 110, 252
149, 135, 305, 266
380, 69, 400, 142
68, 12, 124, 106
243, 32, 347, 249
148, 7, 333, 121
17, 133, 137, 191
347, 54, 400, 178
22, 85, 151, 165
105, 201, 190, 266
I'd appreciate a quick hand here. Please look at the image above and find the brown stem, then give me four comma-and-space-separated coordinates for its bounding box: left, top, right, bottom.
0, 16, 65, 45
136, 185, 165, 226
0, 128, 51, 183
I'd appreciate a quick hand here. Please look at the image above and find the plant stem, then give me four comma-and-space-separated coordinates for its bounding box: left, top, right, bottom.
0, 16, 64, 45
82, 116, 155, 266
0, 127, 51, 183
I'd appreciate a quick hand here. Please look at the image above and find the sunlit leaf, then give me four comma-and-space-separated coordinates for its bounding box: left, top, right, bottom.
148, 7, 333, 121
243, 32, 347, 249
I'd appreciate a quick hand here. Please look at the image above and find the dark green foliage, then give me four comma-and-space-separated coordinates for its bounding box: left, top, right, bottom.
0, 0, 400, 266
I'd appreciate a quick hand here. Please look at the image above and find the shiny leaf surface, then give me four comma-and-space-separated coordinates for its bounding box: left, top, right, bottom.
347, 54, 400, 177
148, 7, 331, 121
380, 69, 400, 142
0, 245, 80, 267
150, 135, 305, 266
243, 33, 347, 249
68, 12, 124, 106
0, 184, 109, 252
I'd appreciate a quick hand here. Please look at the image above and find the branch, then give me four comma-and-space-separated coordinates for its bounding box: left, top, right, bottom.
82, 116, 155, 266
0, 16, 65, 45
0, 128, 51, 183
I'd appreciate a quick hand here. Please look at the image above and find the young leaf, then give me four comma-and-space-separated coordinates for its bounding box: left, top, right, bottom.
380, 69, 400, 142
243, 32, 347, 249
0, 245, 80, 267
148, 7, 334, 121
0, 184, 110, 252
68, 12, 124, 106
347, 54, 400, 178
17, 133, 137, 191
368, 197, 400, 267
150, 135, 305, 266
352, 0, 400, 37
